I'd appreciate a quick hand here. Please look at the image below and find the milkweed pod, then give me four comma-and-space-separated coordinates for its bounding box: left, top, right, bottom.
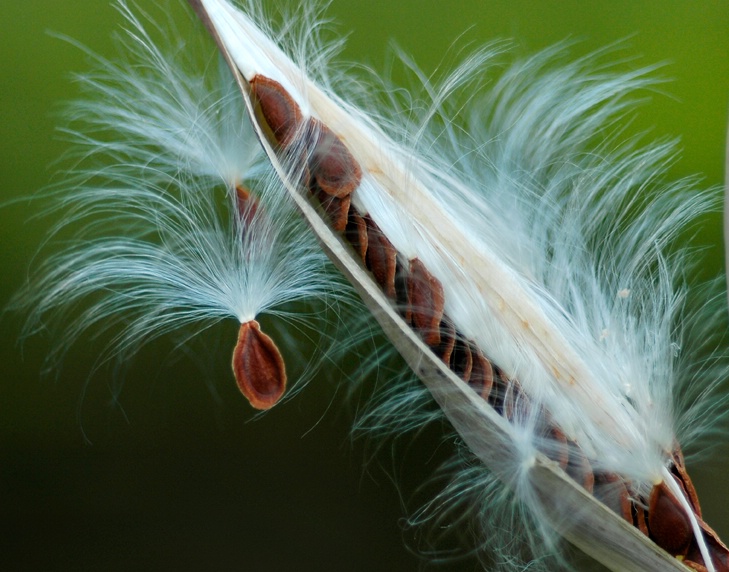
187, 0, 729, 570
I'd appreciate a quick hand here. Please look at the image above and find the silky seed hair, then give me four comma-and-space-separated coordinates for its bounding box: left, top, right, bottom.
16, 1, 729, 571
15, 2, 344, 403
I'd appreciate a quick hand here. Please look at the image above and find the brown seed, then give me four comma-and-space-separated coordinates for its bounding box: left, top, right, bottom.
468, 347, 494, 400
430, 317, 456, 363
231, 320, 287, 410
308, 119, 361, 199
345, 208, 368, 260
634, 500, 650, 536
593, 472, 632, 523
451, 338, 473, 382
647, 480, 693, 557
315, 187, 351, 232
394, 259, 410, 320
364, 215, 397, 298
407, 258, 445, 347
250, 75, 303, 148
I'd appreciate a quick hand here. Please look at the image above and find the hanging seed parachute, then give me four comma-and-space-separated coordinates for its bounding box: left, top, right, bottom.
15, 1, 340, 408
16, 0, 729, 570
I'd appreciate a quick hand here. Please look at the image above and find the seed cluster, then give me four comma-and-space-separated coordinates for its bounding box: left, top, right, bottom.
248, 73, 728, 571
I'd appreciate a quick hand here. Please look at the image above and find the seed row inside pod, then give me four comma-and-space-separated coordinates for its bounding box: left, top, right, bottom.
247, 72, 729, 572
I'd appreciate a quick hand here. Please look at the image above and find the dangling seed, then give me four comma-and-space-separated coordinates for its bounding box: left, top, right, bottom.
468, 347, 494, 400
345, 208, 368, 260
364, 215, 397, 298
250, 75, 303, 148
648, 480, 693, 557
308, 119, 361, 198
408, 258, 445, 347
232, 320, 287, 410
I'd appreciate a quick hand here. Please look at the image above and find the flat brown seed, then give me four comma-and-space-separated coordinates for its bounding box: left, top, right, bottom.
364, 215, 397, 298
308, 119, 362, 198
316, 188, 351, 232
232, 320, 287, 410
634, 500, 650, 536
345, 208, 368, 260
468, 347, 494, 400
408, 258, 445, 347
250, 75, 303, 148
431, 317, 456, 363
451, 338, 473, 382
647, 480, 693, 557
594, 472, 632, 522
394, 259, 410, 321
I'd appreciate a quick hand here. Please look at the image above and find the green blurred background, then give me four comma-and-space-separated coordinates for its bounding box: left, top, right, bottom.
1, 1, 727, 570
